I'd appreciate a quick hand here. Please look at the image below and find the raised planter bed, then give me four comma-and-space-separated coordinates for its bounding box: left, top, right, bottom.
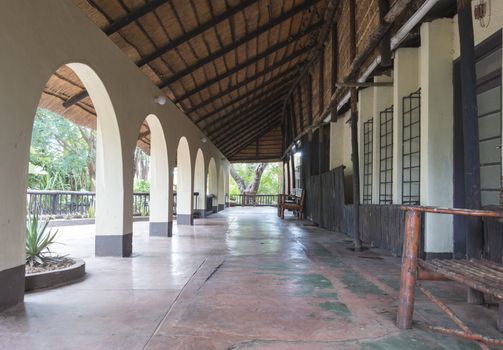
25, 259, 85, 291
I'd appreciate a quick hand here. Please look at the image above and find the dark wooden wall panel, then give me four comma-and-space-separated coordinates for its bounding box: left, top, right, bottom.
305, 166, 405, 256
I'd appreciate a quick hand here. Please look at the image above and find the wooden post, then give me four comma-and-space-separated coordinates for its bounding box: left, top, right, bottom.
349, 0, 362, 250
318, 126, 324, 226
397, 209, 422, 329
351, 89, 362, 250
457, 0, 484, 304
378, 0, 392, 67
286, 156, 291, 195
330, 22, 338, 123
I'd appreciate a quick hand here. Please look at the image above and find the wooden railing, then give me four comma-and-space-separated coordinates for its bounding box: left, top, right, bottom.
230, 194, 278, 207
27, 190, 200, 219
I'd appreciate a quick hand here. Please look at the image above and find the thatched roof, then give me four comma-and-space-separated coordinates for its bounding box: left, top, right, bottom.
38, 0, 455, 162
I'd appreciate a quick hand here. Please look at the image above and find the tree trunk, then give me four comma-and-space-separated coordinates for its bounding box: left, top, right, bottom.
230, 163, 269, 194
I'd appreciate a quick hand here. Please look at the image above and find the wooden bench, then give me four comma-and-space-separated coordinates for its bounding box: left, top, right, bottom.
278, 188, 305, 219
397, 205, 503, 347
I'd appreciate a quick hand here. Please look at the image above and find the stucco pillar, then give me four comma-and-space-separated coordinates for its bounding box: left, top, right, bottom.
193, 150, 206, 218
358, 87, 374, 203
372, 76, 393, 204
146, 115, 171, 237
217, 166, 225, 211
68, 63, 133, 258
225, 165, 230, 208
392, 48, 419, 204
176, 139, 194, 226
420, 19, 454, 257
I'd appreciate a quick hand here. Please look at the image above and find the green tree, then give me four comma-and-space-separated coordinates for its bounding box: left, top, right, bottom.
29, 108, 95, 191
230, 163, 281, 195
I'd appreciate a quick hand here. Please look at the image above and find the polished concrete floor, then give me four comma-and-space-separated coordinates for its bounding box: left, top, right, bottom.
0, 207, 500, 349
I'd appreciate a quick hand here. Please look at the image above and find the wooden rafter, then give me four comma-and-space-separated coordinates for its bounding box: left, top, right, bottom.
102, 0, 171, 35
136, 0, 260, 66
213, 104, 283, 145
187, 65, 300, 114
202, 87, 289, 128
226, 118, 282, 156
211, 103, 283, 143
171, 24, 319, 103
195, 75, 296, 124
158, 0, 322, 88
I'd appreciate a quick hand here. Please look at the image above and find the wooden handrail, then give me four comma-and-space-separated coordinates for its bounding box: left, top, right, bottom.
400, 205, 503, 218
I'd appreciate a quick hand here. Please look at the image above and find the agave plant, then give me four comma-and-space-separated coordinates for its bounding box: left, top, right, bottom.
26, 213, 59, 266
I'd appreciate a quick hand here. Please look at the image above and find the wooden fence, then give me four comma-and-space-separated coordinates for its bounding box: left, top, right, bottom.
230, 194, 278, 207
305, 166, 405, 256
27, 190, 200, 219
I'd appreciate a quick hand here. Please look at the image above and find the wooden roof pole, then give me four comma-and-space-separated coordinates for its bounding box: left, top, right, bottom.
349, 0, 362, 251
457, 0, 484, 305
280, 0, 339, 155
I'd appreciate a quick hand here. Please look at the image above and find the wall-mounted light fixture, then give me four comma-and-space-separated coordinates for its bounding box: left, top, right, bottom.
200, 136, 208, 143
154, 95, 167, 105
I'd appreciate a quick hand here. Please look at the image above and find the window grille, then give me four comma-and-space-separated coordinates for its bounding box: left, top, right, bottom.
402, 89, 421, 205
379, 106, 393, 204
363, 119, 373, 204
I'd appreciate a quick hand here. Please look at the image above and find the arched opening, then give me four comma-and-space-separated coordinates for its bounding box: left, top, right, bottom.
176, 137, 193, 225
194, 149, 206, 219
207, 157, 218, 213
133, 115, 170, 237
25, 63, 127, 272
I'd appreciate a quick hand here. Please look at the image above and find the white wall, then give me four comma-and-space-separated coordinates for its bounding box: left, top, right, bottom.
392, 50, 419, 204
329, 111, 352, 172
420, 19, 455, 253
0, 0, 228, 271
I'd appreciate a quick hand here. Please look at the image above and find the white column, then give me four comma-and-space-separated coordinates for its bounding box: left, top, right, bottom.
193, 150, 206, 217
392, 48, 419, 204
420, 19, 454, 256
358, 87, 374, 203
372, 76, 393, 204
146, 115, 170, 237
176, 138, 193, 225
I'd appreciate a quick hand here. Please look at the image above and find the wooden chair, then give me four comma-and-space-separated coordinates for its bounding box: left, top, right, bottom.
396, 205, 503, 347
278, 188, 305, 219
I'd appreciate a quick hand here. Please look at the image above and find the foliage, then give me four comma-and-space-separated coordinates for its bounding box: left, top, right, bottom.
87, 203, 95, 219
26, 213, 59, 266
134, 179, 150, 192
29, 108, 95, 191
230, 162, 281, 195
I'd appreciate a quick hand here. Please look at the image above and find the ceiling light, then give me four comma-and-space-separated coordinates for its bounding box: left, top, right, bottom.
154, 95, 167, 105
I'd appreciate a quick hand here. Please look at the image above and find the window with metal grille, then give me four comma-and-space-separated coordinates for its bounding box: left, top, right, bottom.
402, 89, 421, 205
379, 106, 393, 204
363, 119, 373, 204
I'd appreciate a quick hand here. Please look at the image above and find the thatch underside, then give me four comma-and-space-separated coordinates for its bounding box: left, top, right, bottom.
36, 0, 455, 162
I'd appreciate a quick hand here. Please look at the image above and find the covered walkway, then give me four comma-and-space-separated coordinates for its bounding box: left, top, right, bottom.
0, 208, 497, 349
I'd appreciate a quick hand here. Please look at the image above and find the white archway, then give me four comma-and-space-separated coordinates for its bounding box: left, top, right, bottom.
142, 114, 171, 237
176, 137, 193, 225
194, 149, 206, 218
66, 63, 129, 257
207, 157, 218, 212
218, 165, 225, 212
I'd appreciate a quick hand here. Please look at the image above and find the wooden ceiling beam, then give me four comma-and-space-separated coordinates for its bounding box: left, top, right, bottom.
103, 0, 171, 35
210, 102, 283, 143
137, 0, 259, 67
213, 104, 283, 146
225, 118, 282, 156
173, 31, 318, 96
216, 106, 282, 148
63, 90, 89, 108
159, 1, 323, 87
195, 76, 296, 124
186, 65, 300, 114
202, 88, 289, 130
